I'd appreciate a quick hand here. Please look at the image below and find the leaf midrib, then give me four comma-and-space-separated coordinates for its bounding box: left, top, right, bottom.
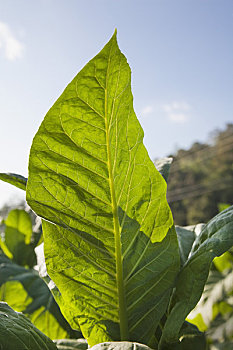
104, 40, 129, 340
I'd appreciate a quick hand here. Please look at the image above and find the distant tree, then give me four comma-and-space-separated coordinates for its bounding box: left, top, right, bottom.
166, 124, 233, 225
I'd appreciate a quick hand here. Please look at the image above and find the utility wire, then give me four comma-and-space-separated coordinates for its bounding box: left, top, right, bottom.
166, 146, 233, 200
168, 182, 232, 203
170, 141, 233, 174
157, 131, 233, 203
167, 177, 233, 202
167, 177, 233, 197
169, 131, 233, 168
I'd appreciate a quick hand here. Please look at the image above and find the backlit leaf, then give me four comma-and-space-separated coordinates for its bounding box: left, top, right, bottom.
0, 173, 27, 191
0, 252, 76, 339
27, 32, 179, 347
2, 209, 36, 267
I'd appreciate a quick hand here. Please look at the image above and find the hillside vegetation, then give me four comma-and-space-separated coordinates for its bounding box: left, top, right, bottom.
167, 123, 233, 225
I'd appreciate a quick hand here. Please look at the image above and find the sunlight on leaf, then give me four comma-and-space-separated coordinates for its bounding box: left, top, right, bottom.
27, 32, 179, 347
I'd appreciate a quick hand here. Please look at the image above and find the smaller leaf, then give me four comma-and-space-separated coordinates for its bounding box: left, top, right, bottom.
0, 302, 57, 350
184, 223, 205, 237
213, 250, 233, 272
0, 173, 27, 191
158, 321, 207, 350
89, 342, 153, 350
3, 209, 36, 267
217, 301, 232, 316
188, 270, 233, 327
0, 252, 78, 339
186, 314, 207, 332
179, 321, 205, 338
0, 239, 13, 259
174, 321, 207, 350
154, 158, 173, 182
5, 209, 32, 245
175, 226, 195, 266
160, 206, 233, 348
218, 203, 230, 212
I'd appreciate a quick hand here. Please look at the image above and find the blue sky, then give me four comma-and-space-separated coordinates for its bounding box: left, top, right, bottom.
0, 0, 233, 206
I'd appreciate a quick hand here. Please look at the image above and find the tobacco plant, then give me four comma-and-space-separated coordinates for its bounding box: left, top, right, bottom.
0, 208, 80, 339
0, 31, 233, 350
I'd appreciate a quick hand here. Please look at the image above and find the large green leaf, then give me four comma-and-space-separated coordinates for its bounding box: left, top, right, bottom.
0, 172, 27, 190
35, 242, 82, 335
160, 206, 233, 348
0, 252, 78, 339
1, 209, 36, 267
0, 302, 57, 350
26, 32, 179, 346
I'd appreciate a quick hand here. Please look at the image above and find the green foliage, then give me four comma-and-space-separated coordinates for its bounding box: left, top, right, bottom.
0, 251, 77, 339
175, 226, 195, 266
167, 124, 233, 225
218, 203, 231, 213
0, 173, 27, 191
176, 321, 207, 350
188, 248, 233, 347
1, 32, 233, 350
213, 250, 233, 272
26, 31, 179, 347
1, 209, 36, 267
160, 206, 233, 347
0, 208, 80, 340
0, 302, 57, 350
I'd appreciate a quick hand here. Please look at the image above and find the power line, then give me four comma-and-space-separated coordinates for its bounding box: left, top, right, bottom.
169, 131, 233, 168
167, 177, 233, 197
166, 146, 233, 201
169, 141, 233, 175
167, 180, 233, 203
155, 130, 233, 203
168, 183, 232, 202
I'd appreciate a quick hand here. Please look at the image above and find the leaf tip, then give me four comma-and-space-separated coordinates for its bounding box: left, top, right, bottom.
111, 28, 118, 45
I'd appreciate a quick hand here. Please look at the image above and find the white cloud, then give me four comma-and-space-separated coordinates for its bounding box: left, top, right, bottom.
141, 105, 153, 116
162, 101, 191, 123
169, 113, 189, 123
0, 21, 24, 61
